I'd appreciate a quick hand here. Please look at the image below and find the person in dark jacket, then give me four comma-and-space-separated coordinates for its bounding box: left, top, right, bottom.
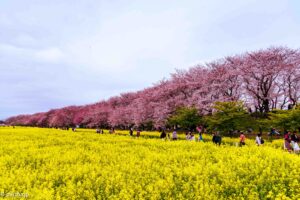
160, 130, 166, 139
212, 132, 222, 145
129, 127, 133, 136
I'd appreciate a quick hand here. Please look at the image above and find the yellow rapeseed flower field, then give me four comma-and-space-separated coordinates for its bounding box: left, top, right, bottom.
0, 127, 299, 199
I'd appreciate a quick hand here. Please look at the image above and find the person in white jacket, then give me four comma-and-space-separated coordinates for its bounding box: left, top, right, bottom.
256, 133, 264, 146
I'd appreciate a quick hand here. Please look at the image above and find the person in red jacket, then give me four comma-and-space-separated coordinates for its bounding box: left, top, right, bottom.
284, 131, 292, 152
136, 129, 141, 138
239, 132, 246, 146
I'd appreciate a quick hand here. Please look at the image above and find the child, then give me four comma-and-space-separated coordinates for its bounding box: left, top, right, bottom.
185, 132, 190, 140
189, 133, 195, 141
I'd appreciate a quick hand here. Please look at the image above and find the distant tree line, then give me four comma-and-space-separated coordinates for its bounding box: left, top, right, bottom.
5, 47, 300, 132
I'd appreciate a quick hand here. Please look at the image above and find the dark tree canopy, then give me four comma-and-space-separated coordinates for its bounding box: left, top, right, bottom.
167, 107, 202, 130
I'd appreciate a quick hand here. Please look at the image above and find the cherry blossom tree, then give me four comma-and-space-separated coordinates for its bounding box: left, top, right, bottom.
6, 46, 300, 128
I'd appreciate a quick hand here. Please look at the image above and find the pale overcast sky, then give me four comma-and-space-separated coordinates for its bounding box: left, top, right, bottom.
1, 0, 300, 119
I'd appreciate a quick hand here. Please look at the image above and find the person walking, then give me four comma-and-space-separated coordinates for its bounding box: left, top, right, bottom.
198, 132, 203, 142
284, 131, 292, 152
293, 139, 300, 153
136, 129, 141, 138
172, 129, 178, 140
239, 132, 246, 146
160, 130, 167, 140
212, 132, 221, 145
167, 131, 170, 140
256, 133, 264, 146
129, 127, 133, 136
197, 126, 204, 142
291, 131, 299, 153
291, 131, 298, 145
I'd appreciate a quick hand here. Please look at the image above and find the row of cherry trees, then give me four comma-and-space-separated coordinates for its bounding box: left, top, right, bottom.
5, 47, 300, 128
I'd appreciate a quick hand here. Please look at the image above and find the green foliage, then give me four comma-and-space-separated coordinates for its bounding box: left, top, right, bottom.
268, 107, 300, 131
140, 121, 154, 130
206, 101, 254, 133
167, 107, 202, 130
